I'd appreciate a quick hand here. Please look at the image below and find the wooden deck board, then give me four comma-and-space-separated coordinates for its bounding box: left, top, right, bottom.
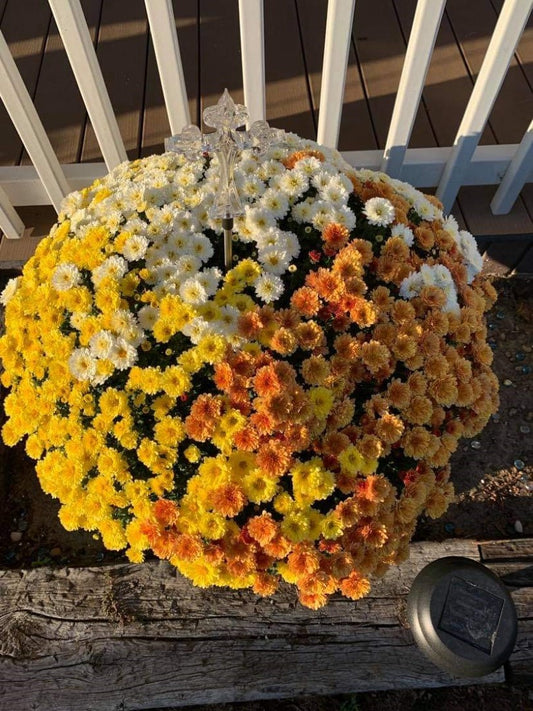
0, 0, 51, 165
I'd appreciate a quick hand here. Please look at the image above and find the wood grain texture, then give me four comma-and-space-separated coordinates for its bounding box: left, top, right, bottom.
2, 538, 530, 710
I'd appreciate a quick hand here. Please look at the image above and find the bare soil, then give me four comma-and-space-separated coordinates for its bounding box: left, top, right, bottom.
0, 272, 531, 711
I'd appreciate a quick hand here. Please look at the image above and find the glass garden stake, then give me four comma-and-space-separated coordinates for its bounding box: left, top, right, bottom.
166, 89, 284, 271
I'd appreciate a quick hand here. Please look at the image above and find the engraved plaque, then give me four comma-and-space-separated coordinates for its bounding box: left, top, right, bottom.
437, 576, 504, 654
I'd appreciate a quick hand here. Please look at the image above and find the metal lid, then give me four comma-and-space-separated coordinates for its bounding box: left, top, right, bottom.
407, 556, 518, 678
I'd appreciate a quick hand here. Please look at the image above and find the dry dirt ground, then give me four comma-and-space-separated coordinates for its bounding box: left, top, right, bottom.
0, 272, 531, 711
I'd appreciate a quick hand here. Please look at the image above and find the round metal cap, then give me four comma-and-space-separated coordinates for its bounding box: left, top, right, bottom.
407, 556, 518, 678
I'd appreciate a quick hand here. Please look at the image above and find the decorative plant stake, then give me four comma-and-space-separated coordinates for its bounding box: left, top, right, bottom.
165, 89, 283, 270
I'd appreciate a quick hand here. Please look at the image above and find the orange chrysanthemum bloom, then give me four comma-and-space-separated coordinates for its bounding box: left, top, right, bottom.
420, 285, 447, 310
322, 222, 350, 251
287, 545, 320, 576
407, 372, 428, 396
275, 308, 301, 330
425, 354, 450, 379
282, 149, 325, 169
419, 332, 441, 358
298, 591, 328, 610
173, 533, 203, 561
428, 374, 458, 406
213, 361, 234, 391
375, 412, 404, 444
263, 533, 292, 559
237, 310, 263, 339
415, 226, 435, 250
404, 395, 433, 425
322, 431, 351, 457
233, 426, 260, 451
184, 414, 215, 442
381, 235, 409, 261
295, 321, 325, 350
334, 333, 359, 360
371, 285, 393, 311
254, 364, 282, 397
393, 334, 417, 361
402, 426, 432, 459
211, 483, 246, 517
361, 340, 391, 373
253, 572, 279, 597
387, 379, 411, 409
270, 327, 298, 355
357, 434, 383, 460
247, 512, 278, 546
153, 498, 179, 527
307, 268, 344, 301
256, 440, 292, 477
250, 410, 275, 436
290, 286, 321, 317
301, 354, 330, 385
350, 298, 377, 328
190, 393, 222, 421
339, 570, 371, 600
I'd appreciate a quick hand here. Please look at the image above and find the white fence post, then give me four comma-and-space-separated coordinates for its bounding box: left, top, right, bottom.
48, 0, 128, 170
381, 0, 446, 178
0, 31, 69, 212
145, 0, 191, 135
317, 0, 356, 148
491, 120, 533, 214
0, 185, 25, 239
436, 0, 533, 213
238, 0, 265, 124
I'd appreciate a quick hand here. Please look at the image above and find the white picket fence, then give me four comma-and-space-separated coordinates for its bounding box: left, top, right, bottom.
0, 0, 531, 240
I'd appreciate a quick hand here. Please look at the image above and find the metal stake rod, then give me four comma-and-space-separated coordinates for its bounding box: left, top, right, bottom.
222, 215, 233, 271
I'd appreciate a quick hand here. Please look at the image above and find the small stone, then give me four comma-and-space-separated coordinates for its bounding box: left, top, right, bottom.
503, 379, 513, 386
522, 366, 531, 375
470, 440, 481, 450
500, 333, 507, 341
509, 408, 518, 416
515, 352, 526, 361
506, 351, 512, 358
492, 413, 501, 423
96, 552, 105, 562
10, 531, 22, 543
523, 345, 531, 353
514, 459, 525, 471
444, 522, 455, 534
514, 520, 523, 534
488, 322, 495, 330
17, 520, 28, 532
496, 310, 505, 319
520, 425, 530, 434
527, 412, 533, 422
50, 547, 62, 557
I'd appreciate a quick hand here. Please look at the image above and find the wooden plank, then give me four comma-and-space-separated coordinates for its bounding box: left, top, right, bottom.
0, 540, 510, 711
457, 185, 533, 236
26, 0, 101, 166
514, 242, 533, 274
296, 0, 376, 150
492, 0, 533, 88
0, 232, 41, 267
446, 0, 533, 145
80, 0, 148, 162
0, 0, 51, 166
480, 538, 533, 561
508, 618, 533, 686
479, 236, 531, 274
351, 0, 436, 150
141, 0, 198, 157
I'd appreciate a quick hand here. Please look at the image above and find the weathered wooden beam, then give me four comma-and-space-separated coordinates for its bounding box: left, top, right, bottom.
2, 539, 531, 710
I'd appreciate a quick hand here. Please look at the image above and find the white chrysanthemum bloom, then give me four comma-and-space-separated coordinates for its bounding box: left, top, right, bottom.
168, 233, 191, 256
69, 348, 98, 382
138, 305, 159, 331
291, 198, 314, 223
256, 227, 288, 251
197, 267, 222, 296
259, 246, 290, 275
391, 223, 414, 247
51, 263, 80, 292
458, 230, 483, 275
432, 264, 454, 288
277, 170, 309, 200
419, 264, 436, 286
237, 175, 266, 201
245, 206, 277, 233
175, 254, 202, 276
443, 294, 460, 314
260, 188, 289, 219
92, 256, 128, 286
399, 272, 422, 300
217, 305, 241, 335
189, 233, 214, 262
254, 272, 284, 303
294, 156, 322, 176
89, 330, 114, 359
123, 217, 148, 236
331, 206, 356, 231
0, 277, 20, 306
414, 196, 439, 222
319, 177, 350, 207
104, 210, 123, 233
363, 197, 395, 226
122, 234, 149, 261
182, 316, 209, 345
179, 277, 208, 305
257, 158, 285, 181
310, 200, 336, 231
109, 337, 138, 370
239, 156, 261, 176
443, 215, 459, 239
283, 230, 301, 260
173, 210, 199, 233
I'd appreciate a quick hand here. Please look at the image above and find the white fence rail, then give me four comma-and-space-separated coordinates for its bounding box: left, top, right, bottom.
0, 0, 531, 239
